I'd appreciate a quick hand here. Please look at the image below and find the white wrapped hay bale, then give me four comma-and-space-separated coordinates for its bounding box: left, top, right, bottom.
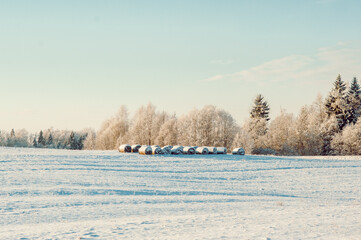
171, 145, 183, 155
131, 144, 141, 153
139, 146, 152, 155
232, 148, 245, 155
151, 145, 160, 148
183, 146, 196, 155
151, 146, 164, 155
207, 147, 217, 154
216, 147, 227, 154
196, 147, 209, 155
118, 144, 131, 153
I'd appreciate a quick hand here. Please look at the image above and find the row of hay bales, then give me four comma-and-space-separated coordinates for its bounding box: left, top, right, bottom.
118, 144, 245, 155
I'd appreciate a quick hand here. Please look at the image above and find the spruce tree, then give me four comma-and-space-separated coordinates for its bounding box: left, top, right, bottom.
250, 94, 270, 121
69, 131, 77, 150
7, 129, 16, 147
33, 137, 38, 148
247, 94, 270, 152
325, 74, 347, 130
10, 129, 15, 138
77, 135, 85, 150
346, 77, 361, 124
46, 133, 53, 146
38, 130, 46, 146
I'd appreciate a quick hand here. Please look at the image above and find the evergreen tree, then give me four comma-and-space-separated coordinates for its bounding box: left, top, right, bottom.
346, 77, 361, 124
325, 74, 348, 130
33, 137, 38, 147
7, 129, 16, 147
10, 129, 15, 138
250, 94, 270, 121
69, 131, 77, 150
77, 135, 86, 150
333, 74, 347, 93
38, 130, 46, 146
46, 133, 53, 146
245, 95, 271, 152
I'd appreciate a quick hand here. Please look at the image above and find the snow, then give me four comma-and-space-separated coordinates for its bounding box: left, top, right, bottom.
1, 147, 361, 239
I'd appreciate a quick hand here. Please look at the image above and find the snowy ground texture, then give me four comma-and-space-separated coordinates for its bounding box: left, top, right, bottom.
1, 147, 361, 240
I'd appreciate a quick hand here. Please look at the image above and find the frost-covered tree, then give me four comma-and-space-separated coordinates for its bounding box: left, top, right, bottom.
151, 111, 169, 145
266, 110, 295, 155
10, 129, 15, 138
213, 108, 238, 149
33, 136, 38, 148
129, 103, 159, 145
250, 94, 270, 121
52, 129, 71, 149
82, 128, 96, 150
290, 107, 308, 154
331, 116, 361, 155
3, 129, 30, 147
289, 106, 323, 155
67, 132, 73, 149
243, 95, 271, 153
325, 74, 348, 130
243, 117, 268, 152
155, 117, 178, 146
127, 103, 170, 146
320, 75, 351, 154
177, 109, 199, 146
96, 105, 130, 149
46, 133, 53, 146
0, 130, 5, 146
345, 77, 361, 125
176, 105, 238, 148
14, 129, 29, 147
38, 130, 46, 146
6, 129, 16, 147
197, 105, 218, 146
320, 115, 339, 155
69, 131, 77, 150
232, 128, 253, 154
67, 131, 85, 150
0, 128, 91, 150
309, 94, 328, 127
77, 135, 86, 150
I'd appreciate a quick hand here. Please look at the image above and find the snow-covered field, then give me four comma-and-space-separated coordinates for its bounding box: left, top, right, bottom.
1, 147, 361, 239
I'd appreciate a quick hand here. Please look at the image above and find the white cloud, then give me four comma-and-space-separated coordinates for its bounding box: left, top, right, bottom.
203, 42, 361, 85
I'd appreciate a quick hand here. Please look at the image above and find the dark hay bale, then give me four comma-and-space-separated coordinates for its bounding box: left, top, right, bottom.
232, 148, 245, 155
196, 147, 209, 155
119, 144, 132, 153
139, 146, 152, 155
131, 144, 141, 153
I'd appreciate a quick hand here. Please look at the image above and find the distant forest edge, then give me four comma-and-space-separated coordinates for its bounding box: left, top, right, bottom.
1, 74, 361, 156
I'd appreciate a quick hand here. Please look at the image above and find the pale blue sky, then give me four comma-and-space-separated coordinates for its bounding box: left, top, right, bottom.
1, 0, 361, 132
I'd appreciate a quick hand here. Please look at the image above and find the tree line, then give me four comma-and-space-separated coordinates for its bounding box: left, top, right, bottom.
0, 128, 94, 150
236, 75, 361, 155
1, 74, 360, 155
92, 74, 361, 155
